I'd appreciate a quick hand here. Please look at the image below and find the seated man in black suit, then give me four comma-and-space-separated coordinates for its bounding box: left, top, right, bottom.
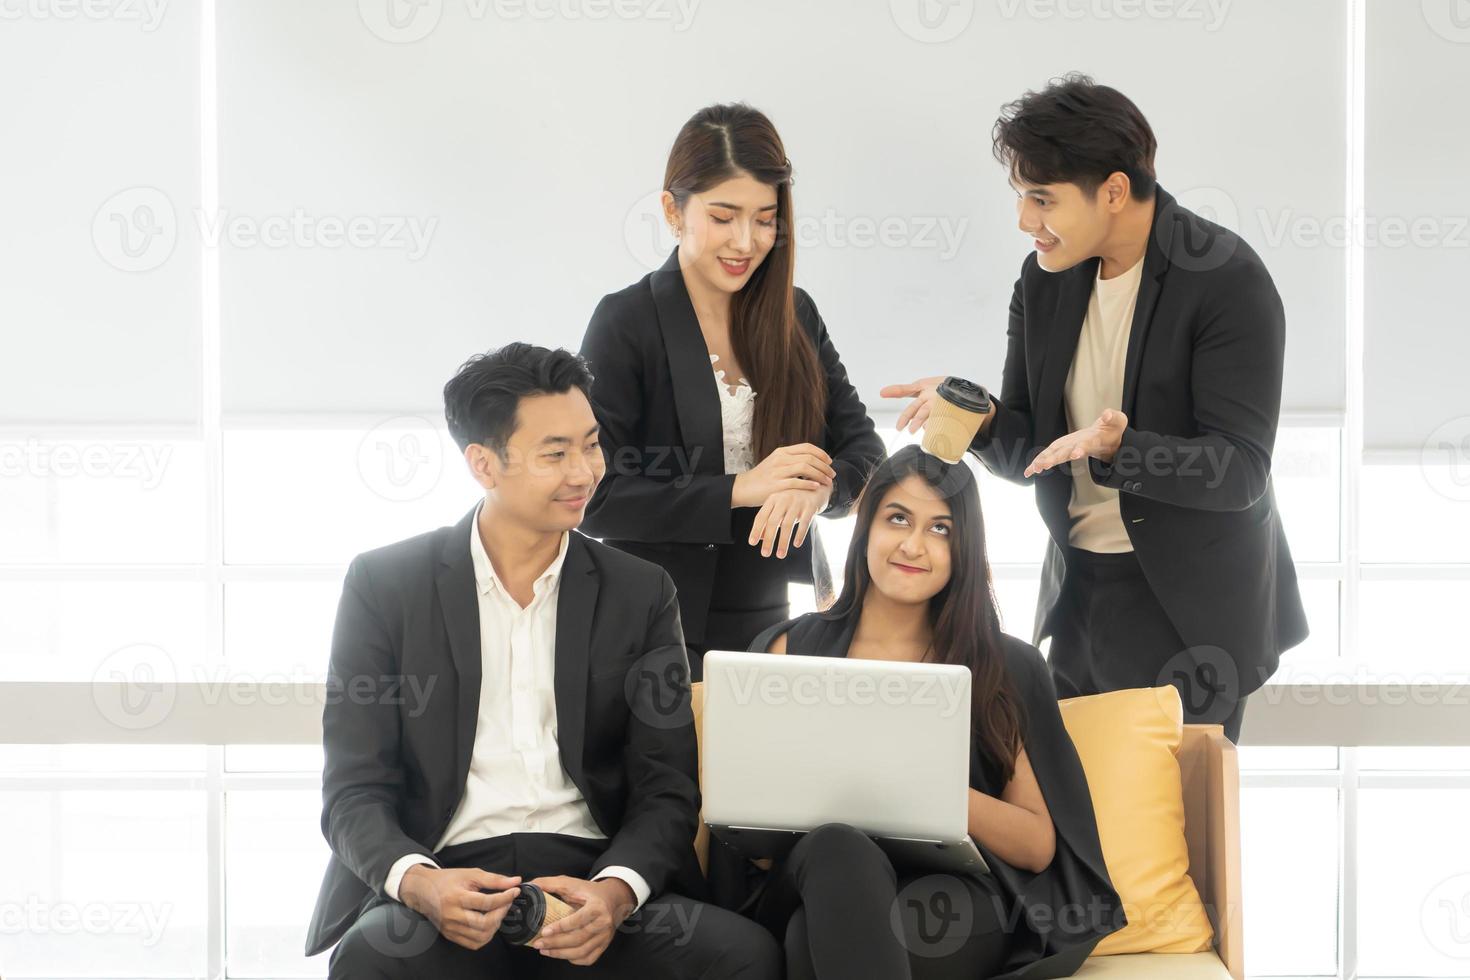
305, 342, 779, 978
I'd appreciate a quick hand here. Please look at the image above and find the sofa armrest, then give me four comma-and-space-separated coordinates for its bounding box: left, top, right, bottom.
1178, 724, 1243, 980
691, 682, 709, 876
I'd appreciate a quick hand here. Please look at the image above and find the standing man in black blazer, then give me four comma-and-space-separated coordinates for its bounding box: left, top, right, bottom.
306, 343, 778, 978
886, 75, 1307, 742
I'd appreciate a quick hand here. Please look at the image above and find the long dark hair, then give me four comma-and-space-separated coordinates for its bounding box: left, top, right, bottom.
663, 103, 826, 459
822, 446, 1026, 782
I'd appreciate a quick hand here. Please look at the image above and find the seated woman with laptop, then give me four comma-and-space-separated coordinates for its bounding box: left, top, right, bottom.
707, 445, 1126, 979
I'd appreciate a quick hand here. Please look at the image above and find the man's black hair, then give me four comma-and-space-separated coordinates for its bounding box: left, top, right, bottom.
442, 343, 595, 457
993, 73, 1158, 201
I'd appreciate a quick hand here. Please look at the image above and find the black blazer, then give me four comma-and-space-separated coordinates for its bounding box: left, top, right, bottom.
971, 184, 1308, 696
578, 248, 886, 644
304, 507, 703, 957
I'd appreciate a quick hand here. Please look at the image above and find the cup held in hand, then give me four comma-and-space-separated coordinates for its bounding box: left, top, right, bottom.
497, 882, 576, 945
921, 377, 990, 464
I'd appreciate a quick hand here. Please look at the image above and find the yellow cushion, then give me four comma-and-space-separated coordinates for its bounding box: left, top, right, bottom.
1059, 686, 1214, 955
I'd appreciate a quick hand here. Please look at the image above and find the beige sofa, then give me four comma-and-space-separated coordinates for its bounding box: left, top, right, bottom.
690, 684, 1243, 980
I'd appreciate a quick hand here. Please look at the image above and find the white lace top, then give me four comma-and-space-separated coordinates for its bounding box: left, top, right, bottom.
710, 354, 756, 474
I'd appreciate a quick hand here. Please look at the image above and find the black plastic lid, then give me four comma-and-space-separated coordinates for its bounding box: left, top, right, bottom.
936, 376, 988, 413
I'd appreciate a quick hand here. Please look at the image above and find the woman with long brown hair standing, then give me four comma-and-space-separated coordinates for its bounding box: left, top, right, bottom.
579, 103, 885, 679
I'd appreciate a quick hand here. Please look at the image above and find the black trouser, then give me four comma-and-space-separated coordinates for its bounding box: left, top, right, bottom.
686, 605, 789, 681
328, 833, 779, 979
686, 507, 794, 681
750, 823, 1013, 980
1047, 546, 1249, 743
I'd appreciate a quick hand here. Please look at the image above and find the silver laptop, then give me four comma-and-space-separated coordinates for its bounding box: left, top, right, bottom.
701, 650, 990, 875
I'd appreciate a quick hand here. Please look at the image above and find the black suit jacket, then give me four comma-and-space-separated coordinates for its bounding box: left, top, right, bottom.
578, 248, 886, 644
971, 185, 1308, 695
304, 507, 703, 957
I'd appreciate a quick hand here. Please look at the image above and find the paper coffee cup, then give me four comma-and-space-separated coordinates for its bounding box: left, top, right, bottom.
499, 883, 576, 945
921, 377, 989, 464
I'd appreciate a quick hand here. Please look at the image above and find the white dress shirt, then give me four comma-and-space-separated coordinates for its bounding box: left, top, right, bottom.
383, 503, 650, 910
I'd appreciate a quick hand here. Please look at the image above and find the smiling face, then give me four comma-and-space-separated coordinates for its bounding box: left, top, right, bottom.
664, 173, 778, 294
468, 388, 605, 535
865, 474, 956, 606
1013, 178, 1121, 273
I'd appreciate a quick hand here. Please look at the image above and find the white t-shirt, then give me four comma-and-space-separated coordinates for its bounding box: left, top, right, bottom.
1062, 255, 1145, 553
